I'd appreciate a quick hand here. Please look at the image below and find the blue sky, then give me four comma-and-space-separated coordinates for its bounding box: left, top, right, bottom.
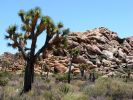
0, 0, 133, 54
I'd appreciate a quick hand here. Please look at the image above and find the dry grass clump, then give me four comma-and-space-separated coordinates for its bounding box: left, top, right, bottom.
1, 71, 133, 100
63, 92, 87, 100
83, 77, 133, 100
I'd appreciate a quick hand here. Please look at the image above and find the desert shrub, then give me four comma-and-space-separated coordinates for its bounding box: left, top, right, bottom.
0, 72, 10, 86
59, 83, 71, 94
72, 80, 85, 87
0, 87, 3, 98
43, 90, 53, 100
89, 96, 112, 100
94, 71, 103, 79
2, 86, 17, 99
0, 71, 11, 78
0, 79, 8, 86
82, 77, 133, 99
55, 73, 68, 82
63, 92, 87, 100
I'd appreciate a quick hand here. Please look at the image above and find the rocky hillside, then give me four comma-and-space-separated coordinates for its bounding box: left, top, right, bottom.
0, 27, 133, 77
0, 52, 24, 72
65, 27, 133, 77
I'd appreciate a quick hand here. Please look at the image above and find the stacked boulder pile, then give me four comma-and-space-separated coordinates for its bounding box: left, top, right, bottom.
0, 52, 24, 72
65, 27, 133, 77
0, 27, 133, 78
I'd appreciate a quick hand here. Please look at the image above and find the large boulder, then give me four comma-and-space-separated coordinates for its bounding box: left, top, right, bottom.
102, 59, 111, 67
52, 63, 67, 73
102, 50, 114, 59
126, 36, 133, 47
72, 56, 93, 65
86, 44, 102, 54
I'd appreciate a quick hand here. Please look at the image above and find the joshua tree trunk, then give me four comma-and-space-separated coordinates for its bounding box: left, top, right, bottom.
89, 72, 95, 82
31, 64, 34, 83
68, 65, 71, 83
68, 57, 72, 84
92, 72, 95, 82
80, 69, 84, 77
23, 60, 34, 92
46, 71, 49, 79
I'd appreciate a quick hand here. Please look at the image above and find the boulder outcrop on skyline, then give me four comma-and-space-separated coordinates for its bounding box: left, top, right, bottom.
0, 27, 133, 78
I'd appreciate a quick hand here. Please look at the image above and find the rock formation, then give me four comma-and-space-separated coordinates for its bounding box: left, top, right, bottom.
0, 27, 133, 78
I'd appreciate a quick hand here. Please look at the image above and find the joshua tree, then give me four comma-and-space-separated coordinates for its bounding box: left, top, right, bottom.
5, 7, 69, 93
38, 60, 50, 79
89, 69, 96, 82
79, 63, 88, 78
52, 33, 68, 57
67, 48, 80, 83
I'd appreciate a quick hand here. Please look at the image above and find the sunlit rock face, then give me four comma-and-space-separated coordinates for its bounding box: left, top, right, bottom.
66, 27, 133, 77
0, 27, 133, 77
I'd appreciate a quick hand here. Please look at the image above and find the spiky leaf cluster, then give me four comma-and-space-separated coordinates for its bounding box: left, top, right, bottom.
5, 25, 24, 48
69, 48, 80, 57
79, 63, 88, 70
5, 7, 70, 59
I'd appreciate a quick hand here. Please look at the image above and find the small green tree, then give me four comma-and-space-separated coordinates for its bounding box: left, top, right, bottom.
79, 63, 88, 78
5, 7, 69, 93
67, 48, 80, 83
39, 61, 50, 79
89, 69, 96, 82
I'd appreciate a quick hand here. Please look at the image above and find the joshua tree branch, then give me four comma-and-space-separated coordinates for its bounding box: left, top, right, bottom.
18, 45, 27, 60
35, 34, 51, 59
24, 47, 31, 51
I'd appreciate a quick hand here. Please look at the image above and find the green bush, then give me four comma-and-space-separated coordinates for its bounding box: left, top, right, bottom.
63, 92, 87, 100
0, 72, 11, 78
59, 84, 70, 94
0, 78, 8, 86
55, 73, 68, 82
43, 90, 53, 100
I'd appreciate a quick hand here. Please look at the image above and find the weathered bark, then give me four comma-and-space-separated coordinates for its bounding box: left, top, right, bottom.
46, 71, 49, 79
92, 72, 96, 82
80, 69, 84, 77
68, 57, 72, 84
31, 63, 34, 83
68, 65, 71, 83
89, 73, 92, 81
89, 72, 95, 82
23, 60, 34, 93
